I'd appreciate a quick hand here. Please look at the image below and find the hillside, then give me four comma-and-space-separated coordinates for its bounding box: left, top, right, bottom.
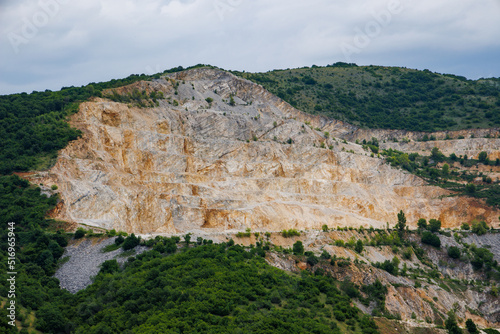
234, 64, 500, 132
29, 68, 500, 234
1, 65, 500, 334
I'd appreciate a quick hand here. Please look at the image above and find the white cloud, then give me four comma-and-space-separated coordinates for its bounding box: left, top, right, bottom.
0, 0, 499, 94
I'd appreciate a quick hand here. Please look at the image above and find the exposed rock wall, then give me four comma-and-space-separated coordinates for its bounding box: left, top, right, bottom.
37, 68, 500, 234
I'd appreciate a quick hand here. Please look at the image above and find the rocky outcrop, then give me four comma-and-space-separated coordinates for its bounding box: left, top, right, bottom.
36, 68, 500, 234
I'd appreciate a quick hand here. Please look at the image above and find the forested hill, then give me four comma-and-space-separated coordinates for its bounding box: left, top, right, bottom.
233, 64, 500, 132
0, 65, 207, 175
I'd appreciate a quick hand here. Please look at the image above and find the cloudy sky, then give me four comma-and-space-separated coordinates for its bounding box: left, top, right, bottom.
1, 0, 499, 94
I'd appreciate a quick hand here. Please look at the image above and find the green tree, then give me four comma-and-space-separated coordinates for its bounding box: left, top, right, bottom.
465, 319, 478, 334
447, 246, 461, 259
74, 228, 86, 239
293, 241, 304, 255
421, 231, 441, 248
445, 311, 462, 334
417, 218, 427, 229
471, 221, 488, 235
442, 163, 449, 177
320, 250, 331, 259
355, 240, 364, 253
115, 235, 125, 245
396, 210, 406, 232
321, 224, 329, 232
428, 219, 441, 232
100, 259, 120, 274
36, 304, 68, 333
478, 151, 488, 163
184, 233, 191, 246
431, 147, 445, 162
122, 233, 140, 250
465, 183, 476, 194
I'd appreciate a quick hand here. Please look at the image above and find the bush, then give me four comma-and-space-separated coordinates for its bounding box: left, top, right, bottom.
307, 255, 319, 266
417, 218, 427, 229
320, 250, 331, 259
115, 235, 125, 245
321, 224, 329, 232
402, 247, 412, 260
122, 233, 140, 251
355, 240, 364, 253
447, 246, 461, 259
282, 229, 301, 237
293, 241, 304, 255
466, 319, 479, 334
478, 151, 488, 163
51, 185, 58, 190
74, 228, 86, 239
428, 219, 441, 232
461, 223, 470, 230
334, 310, 346, 322
100, 259, 120, 274
471, 221, 488, 235
421, 231, 441, 248
466, 183, 476, 194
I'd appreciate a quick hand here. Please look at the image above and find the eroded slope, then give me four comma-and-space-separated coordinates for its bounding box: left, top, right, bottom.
36, 68, 499, 234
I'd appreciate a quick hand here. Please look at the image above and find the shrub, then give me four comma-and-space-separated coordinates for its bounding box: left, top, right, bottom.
282, 229, 301, 237
471, 221, 488, 235
321, 224, 329, 232
478, 151, 488, 163
355, 240, 364, 253
320, 250, 331, 259
307, 255, 319, 266
293, 241, 304, 255
466, 183, 476, 194
205, 97, 213, 103
402, 247, 413, 260
417, 218, 427, 229
428, 219, 441, 232
122, 233, 140, 250
334, 310, 346, 322
115, 235, 125, 245
421, 231, 441, 248
51, 184, 58, 190
461, 223, 470, 230
445, 312, 462, 334
74, 228, 86, 239
447, 246, 461, 259
466, 319, 479, 334
100, 259, 120, 274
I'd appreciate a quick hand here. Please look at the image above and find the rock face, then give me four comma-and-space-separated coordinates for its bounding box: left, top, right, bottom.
40, 68, 500, 234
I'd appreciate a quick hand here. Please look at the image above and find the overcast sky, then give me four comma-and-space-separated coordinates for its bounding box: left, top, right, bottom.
1, 0, 499, 95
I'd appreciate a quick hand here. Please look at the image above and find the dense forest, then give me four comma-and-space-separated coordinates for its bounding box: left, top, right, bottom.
234, 63, 500, 131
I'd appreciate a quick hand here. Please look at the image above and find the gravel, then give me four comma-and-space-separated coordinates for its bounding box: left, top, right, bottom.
55, 237, 148, 293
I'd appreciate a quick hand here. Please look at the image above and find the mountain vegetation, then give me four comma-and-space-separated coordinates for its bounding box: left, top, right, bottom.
234, 63, 500, 131
0, 65, 210, 175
